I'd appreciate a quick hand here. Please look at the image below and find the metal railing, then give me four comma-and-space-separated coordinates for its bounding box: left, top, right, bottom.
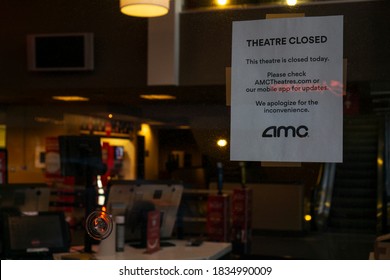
314, 162, 336, 231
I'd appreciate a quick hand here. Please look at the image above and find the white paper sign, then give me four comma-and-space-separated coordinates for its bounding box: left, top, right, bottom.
230, 16, 343, 162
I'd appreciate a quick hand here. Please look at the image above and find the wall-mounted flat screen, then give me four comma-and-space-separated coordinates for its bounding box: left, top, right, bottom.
27, 33, 94, 71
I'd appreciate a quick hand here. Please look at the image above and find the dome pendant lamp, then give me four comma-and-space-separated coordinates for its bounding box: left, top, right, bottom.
120, 0, 170, 18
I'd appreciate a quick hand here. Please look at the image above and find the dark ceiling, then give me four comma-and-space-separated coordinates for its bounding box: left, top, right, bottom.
0, 85, 227, 107
182, 0, 381, 11
0, 0, 387, 123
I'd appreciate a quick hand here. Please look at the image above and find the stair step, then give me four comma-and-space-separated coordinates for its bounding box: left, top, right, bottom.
334, 169, 376, 179
344, 123, 378, 130
342, 156, 376, 164
343, 134, 378, 143
327, 115, 381, 234
330, 207, 377, 219
344, 117, 380, 126
343, 144, 377, 153
332, 178, 376, 188
327, 227, 377, 234
336, 161, 376, 170
328, 217, 377, 231
331, 197, 377, 208
333, 187, 376, 198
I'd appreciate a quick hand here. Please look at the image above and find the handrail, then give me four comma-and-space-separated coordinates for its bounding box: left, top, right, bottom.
385, 116, 390, 233
379, 115, 389, 233
314, 115, 388, 233
315, 162, 336, 231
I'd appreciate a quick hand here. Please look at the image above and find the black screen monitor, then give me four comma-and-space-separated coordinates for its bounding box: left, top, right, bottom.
27, 33, 94, 71
2, 212, 70, 259
58, 135, 104, 178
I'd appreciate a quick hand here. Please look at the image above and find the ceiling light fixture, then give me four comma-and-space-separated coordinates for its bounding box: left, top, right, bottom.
52, 96, 89, 102
286, 0, 297, 6
120, 0, 170, 17
140, 94, 176, 100
216, 0, 229, 6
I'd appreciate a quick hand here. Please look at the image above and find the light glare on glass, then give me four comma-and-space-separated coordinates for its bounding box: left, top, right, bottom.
85, 209, 113, 240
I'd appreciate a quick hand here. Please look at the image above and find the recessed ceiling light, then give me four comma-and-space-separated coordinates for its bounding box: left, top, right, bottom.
216, 0, 228, 6
140, 94, 176, 100
286, 0, 297, 6
52, 96, 90, 102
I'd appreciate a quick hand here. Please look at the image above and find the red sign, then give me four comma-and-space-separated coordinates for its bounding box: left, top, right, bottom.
45, 137, 75, 212
206, 194, 230, 242
0, 149, 7, 184
231, 188, 253, 254
146, 210, 160, 253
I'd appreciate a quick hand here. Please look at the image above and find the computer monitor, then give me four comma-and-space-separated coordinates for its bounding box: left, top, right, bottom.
106, 180, 183, 246
2, 211, 70, 259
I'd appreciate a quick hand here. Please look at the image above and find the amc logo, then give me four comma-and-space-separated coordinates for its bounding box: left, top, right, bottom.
262, 125, 309, 138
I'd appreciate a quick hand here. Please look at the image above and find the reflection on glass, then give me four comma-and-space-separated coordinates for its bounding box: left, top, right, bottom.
85, 208, 113, 240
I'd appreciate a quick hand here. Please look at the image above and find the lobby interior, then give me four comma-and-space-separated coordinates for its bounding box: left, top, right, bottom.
1, 0, 390, 260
